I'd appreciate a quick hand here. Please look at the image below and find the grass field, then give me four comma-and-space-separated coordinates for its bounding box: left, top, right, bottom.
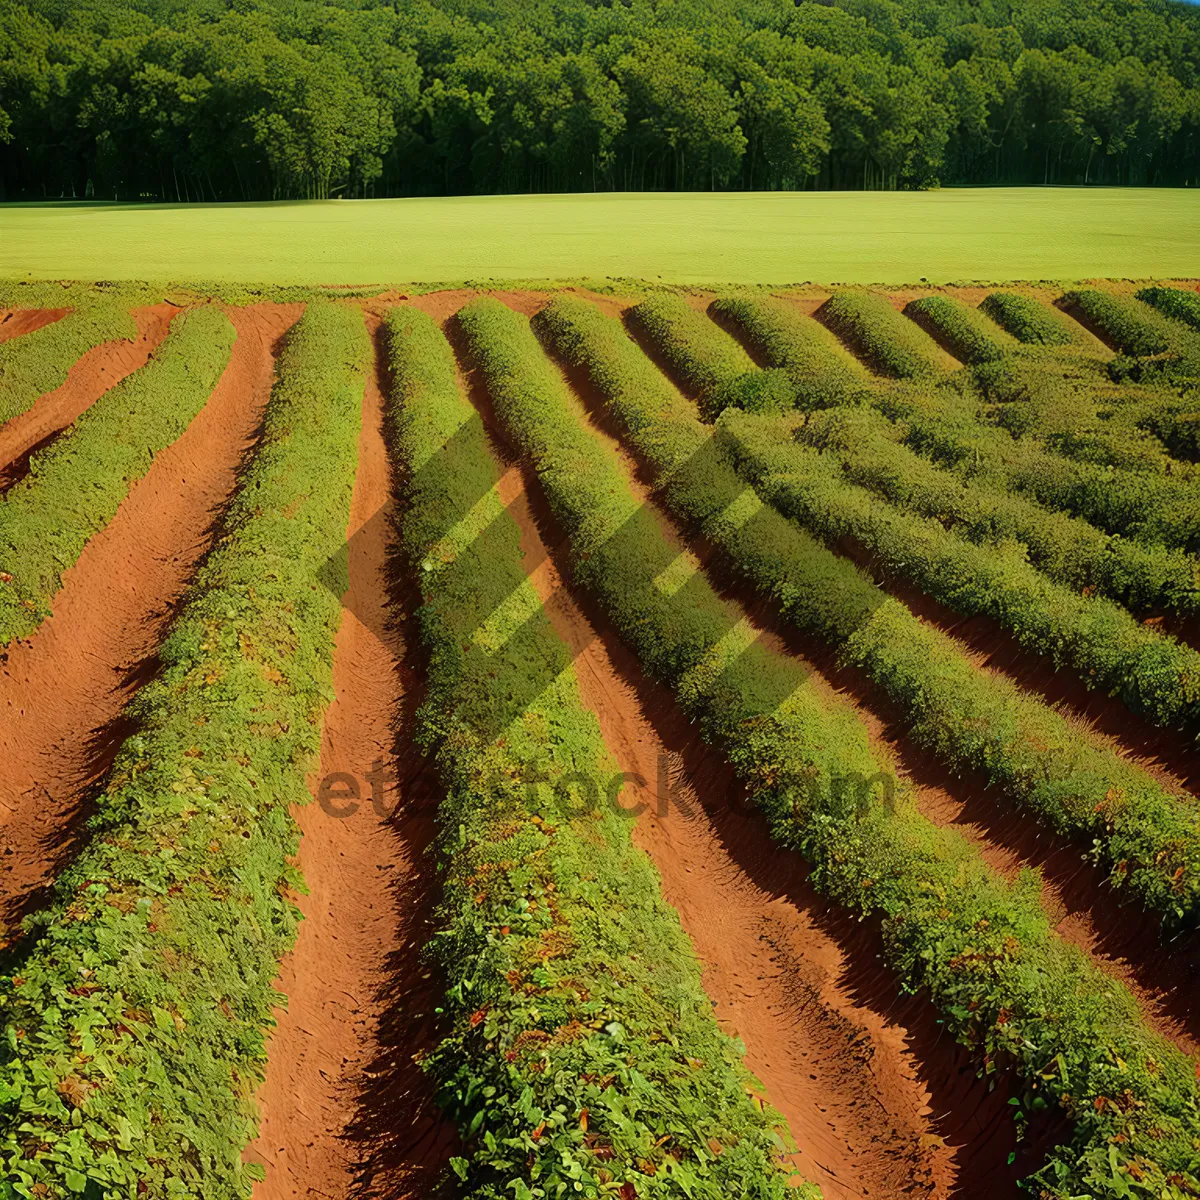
2, 187, 1199, 285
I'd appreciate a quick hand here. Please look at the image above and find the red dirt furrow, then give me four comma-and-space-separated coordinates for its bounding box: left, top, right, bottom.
0, 303, 301, 931
0, 308, 68, 343
448, 320, 1029, 1200
247, 319, 456, 1200
858, 552, 1200, 803
520, 297, 1200, 1065
0, 304, 178, 491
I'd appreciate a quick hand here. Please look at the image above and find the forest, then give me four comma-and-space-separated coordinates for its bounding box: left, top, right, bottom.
1, 0, 1199, 202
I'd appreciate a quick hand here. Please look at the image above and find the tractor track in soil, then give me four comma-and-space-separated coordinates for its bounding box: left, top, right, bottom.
247, 316, 457, 1200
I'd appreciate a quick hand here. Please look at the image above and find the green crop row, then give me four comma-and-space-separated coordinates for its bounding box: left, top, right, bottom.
905, 294, 1012, 364
464, 294, 1200, 1200
819, 291, 945, 379
971, 354, 1187, 475
1062, 289, 1182, 357
886, 384, 1200, 553
1128, 398, 1200, 463
0, 301, 140, 424
533, 295, 1200, 924
724, 410, 1200, 731
385, 304, 808, 1200
710, 295, 870, 410
0, 306, 235, 646
627, 294, 794, 417
0, 301, 369, 1197
979, 292, 1079, 346
793, 403, 1200, 616
1138, 285, 1200, 332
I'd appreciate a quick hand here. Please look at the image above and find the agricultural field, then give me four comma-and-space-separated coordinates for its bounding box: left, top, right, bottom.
0, 273, 1199, 1200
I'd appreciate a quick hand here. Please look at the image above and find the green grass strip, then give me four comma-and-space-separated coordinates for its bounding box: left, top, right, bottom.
534, 295, 1200, 925
461, 294, 1200, 1200
0, 301, 369, 1196
979, 292, 1079, 346
793, 404, 1200, 616
721, 409, 1200, 732
383, 305, 808, 1200
905, 295, 1013, 364
628, 294, 795, 417
0, 306, 235, 645
711, 295, 869, 410
1138, 286, 1200, 332
0, 301, 138, 424
820, 291, 945, 379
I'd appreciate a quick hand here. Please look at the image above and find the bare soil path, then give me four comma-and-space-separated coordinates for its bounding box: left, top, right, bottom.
0, 308, 67, 343
0, 304, 300, 933
247, 319, 456, 1200
0, 304, 177, 491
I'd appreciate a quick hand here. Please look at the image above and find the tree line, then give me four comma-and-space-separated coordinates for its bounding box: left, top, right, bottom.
1, 0, 1198, 202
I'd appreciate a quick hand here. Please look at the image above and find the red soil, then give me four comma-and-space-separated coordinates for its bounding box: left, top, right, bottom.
0, 304, 301, 931
587, 361, 1200, 1063
454, 319, 1039, 1199
0, 308, 68, 343
247, 319, 456, 1199
0, 304, 177, 490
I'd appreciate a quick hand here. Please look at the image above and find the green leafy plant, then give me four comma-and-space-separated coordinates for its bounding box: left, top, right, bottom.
385, 303, 811, 1200
979, 292, 1079, 346
0, 301, 369, 1198
711, 295, 870, 410
629, 294, 795, 417
792, 403, 1200, 615
0, 300, 139, 424
1138, 285, 1200, 332
0, 305, 235, 645
905, 294, 1012, 364
820, 291, 945, 379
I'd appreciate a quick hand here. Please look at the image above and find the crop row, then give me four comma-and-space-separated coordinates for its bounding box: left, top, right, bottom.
868, 380, 1200, 552
1063, 288, 1187, 357
627, 294, 795, 417
706, 294, 1200, 551
979, 291, 1080, 345
0, 300, 138, 424
0, 302, 369, 1197
971, 354, 1184, 476
722, 409, 1200, 732
792, 403, 1200, 616
384, 305, 808, 1200
460, 294, 1200, 1200
709, 295, 869, 409
817, 291, 946, 378
0, 306, 235, 645
1139, 285, 1200, 331
904, 294, 1013, 364
535, 297, 1200, 923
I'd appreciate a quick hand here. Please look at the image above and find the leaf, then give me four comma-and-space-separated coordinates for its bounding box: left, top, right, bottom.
450, 1157, 470, 1182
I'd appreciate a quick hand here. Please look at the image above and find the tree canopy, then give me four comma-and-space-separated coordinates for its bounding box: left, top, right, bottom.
1, 0, 1198, 201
